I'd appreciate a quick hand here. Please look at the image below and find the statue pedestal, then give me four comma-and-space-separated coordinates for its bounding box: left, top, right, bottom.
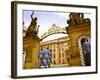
23, 35, 41, 69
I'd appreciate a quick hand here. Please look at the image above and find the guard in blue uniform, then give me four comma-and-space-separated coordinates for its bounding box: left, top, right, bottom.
44, 48, 51, 68
38, 49, 44, 68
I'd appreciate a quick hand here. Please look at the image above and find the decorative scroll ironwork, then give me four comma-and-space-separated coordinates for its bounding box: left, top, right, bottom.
41, 24, 67, 40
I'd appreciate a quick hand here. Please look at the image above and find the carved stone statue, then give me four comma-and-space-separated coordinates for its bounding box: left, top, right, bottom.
26, 11, 39, 36
67, 13, 84, 26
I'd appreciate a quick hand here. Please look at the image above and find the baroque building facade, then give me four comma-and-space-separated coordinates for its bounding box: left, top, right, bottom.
40, 37, 70, 65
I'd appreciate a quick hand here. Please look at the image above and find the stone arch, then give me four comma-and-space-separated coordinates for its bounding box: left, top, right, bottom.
78, 35, 90, 66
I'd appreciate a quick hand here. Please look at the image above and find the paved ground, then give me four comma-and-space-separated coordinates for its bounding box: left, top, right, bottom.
50, 64, 69, 68
39, 64, 69, 69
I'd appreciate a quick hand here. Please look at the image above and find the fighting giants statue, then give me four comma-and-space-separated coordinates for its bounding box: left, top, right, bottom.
67, 13, 90, 26
23, 12, 41, 69
26, 12, 40, 37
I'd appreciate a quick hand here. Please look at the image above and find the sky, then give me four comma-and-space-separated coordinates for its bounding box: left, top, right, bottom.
23, 10, 91, 42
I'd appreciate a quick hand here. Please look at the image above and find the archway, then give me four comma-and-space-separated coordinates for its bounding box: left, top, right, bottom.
40, 24, 69, 66
78, 35, 90, 66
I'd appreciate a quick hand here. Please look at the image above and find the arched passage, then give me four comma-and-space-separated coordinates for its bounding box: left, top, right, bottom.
40, 24, 69, 66
78, 35, 90, 66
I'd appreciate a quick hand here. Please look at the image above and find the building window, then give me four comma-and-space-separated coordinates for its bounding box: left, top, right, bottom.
51, 44, 52, 47
54, 49, 55, 52
63, 53, 64, 58
54, 60, 56, 64
54, 44, 55, 47
62, 48, 64, 51
59, 53, 61, 63
63, 59, 64, 64
53, 54, 55, 58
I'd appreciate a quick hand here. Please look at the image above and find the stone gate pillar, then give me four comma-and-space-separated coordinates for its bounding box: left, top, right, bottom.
23, 36, 41, 69
66, 13, 91, 66
23, 12, 41, 69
